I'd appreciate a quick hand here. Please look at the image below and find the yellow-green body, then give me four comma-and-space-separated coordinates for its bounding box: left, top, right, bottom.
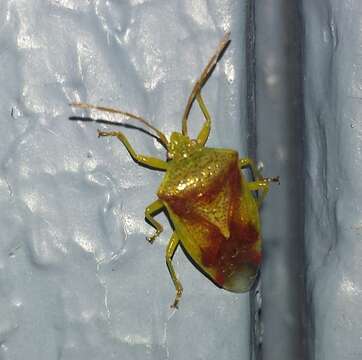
158, 147, 262, 292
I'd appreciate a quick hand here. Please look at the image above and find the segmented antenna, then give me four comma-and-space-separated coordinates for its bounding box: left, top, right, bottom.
70, 102, 169, 148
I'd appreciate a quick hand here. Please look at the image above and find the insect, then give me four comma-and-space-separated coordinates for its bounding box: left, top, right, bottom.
71, 33, 278, 308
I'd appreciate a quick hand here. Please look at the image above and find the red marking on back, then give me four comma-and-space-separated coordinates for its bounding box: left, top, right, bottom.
161, 159, 261, 287
201, 219, 260, 286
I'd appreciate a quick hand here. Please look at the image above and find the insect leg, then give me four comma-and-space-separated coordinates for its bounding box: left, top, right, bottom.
166, 232, 183, 308
182, 33, 230, 136
195, 93, 212, 145
239, 158, 263, 181
240, 158, 279, 206
145, 199, 164, 243
98, 130, 168, 170
182, 79, 212, 145
248, 180, 270, 206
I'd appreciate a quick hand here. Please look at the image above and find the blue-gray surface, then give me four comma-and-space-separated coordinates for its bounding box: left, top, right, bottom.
0, 1, 252, 359
255, 1, 306, 359
3, 1, 359, 359
303, 1, 362, 359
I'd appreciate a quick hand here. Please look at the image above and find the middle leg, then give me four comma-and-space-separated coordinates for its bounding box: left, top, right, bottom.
240, 158, 279, 206
239, 158, 263, 181
145, 199, 164, 243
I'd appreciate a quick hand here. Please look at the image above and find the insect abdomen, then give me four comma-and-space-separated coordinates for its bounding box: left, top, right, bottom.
159, 156, 261, 292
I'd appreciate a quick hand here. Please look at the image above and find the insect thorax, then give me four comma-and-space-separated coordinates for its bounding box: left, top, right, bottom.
159, 148, 239, 199
167, 132, 202, 161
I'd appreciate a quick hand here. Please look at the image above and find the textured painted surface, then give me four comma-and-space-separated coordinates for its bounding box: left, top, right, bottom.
0, 1, 252, 359
255, 1, 306, 359
303, 0, 362, 359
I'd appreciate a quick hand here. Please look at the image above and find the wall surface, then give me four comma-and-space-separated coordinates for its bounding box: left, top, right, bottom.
255, 1, 306, 359
0, 1, 254, 360
303, 1, 362, 359
5, 1, 357, 359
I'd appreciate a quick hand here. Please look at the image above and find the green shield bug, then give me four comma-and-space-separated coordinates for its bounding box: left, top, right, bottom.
71, 33, 278, 308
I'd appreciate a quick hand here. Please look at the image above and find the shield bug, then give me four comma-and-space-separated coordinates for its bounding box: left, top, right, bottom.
71, 33, 279, 308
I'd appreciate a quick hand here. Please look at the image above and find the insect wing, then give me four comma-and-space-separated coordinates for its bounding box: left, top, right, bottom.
159, 148, 261, 292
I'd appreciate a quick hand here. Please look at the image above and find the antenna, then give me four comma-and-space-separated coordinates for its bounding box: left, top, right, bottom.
70, 102, 169, 148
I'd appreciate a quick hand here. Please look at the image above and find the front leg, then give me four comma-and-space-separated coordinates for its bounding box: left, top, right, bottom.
98, 130, 168, 171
